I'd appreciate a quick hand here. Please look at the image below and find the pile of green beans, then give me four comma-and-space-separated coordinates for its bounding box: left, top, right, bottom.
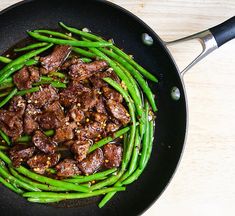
0, 22, 156, 208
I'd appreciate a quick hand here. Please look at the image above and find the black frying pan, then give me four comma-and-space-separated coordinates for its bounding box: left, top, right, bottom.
0, 1, 234, 215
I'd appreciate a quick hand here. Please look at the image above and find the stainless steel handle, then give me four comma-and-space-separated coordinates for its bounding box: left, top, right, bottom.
165, 30, 218, 76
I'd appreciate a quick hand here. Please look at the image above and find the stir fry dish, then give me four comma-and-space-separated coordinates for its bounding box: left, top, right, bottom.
0, 22, 157, 208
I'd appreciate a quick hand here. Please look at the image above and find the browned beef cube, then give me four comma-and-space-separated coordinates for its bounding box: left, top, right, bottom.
105, 122, 121, 133
68, 105, 84, 123
102, 86, 123, 103
106, 99, 130, 125
103, 144, 122, 168
23, 104, 41, 134
27, 153, 60, 174
91, 112, 108, 123
8, 96, 26, 116
13, 66, 40, 90
61, 56, 81, 70
95, 97, 107, 114
89, 69, 120, 88
40, 45, 72, 73
32, 130, 57, 154
78, 148, 104, 175
9, 144, 35, 167
70, 140, 90, 162
76, 121, 104, 141
55, 159, 81, 177
37, 101, 67, 130
0, 110, 23, 139
27, 85, 59, 108
53, 123, 76, 143
59, 83, 89, 107
79, 89, 99, 111
69, 60, 108, 81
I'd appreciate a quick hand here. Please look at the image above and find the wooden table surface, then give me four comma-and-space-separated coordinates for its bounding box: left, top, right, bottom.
1, 1, 235, 215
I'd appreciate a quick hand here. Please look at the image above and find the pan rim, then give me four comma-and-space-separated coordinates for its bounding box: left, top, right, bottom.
0, 0, 188, 215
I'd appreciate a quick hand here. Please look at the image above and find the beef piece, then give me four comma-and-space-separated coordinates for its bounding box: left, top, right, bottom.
13, 66, 40, 90
91, 112, 108, 123
68, 105, 84, 123
79, 89, 99, 111
23, 104, 41, 134
95, 97, 107, 114
37, 101, 67, 130
76, 121, 104, 141
59, 82, 89, 107
70, 140, 90, 162
32, 130, 57, 154
61, 56, 80, 70
78, 148, 104, 175
69, 60, 108, 81
27, 85, 59, 108
9, 145, 35, 167
27, 153, 60, 174
37, 112, 64, 130
9, 96, 26, 116
40, 45, 72, 73
106, 99, 130, 125
53, 123, 76, 143
106, 122, 121, 133
0, 110, 23, 139
55, 159, 81, 177
102, 86, 123, 103
103, 144, 122, 168
89, 69, 120, 88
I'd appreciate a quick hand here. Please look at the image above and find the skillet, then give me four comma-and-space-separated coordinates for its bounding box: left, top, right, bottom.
0, 0, 234, 215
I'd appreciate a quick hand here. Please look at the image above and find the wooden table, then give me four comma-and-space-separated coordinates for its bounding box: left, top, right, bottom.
1, 1, 235, 215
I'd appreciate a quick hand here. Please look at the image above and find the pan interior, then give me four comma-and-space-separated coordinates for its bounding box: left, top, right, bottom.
0, 0, 187, 215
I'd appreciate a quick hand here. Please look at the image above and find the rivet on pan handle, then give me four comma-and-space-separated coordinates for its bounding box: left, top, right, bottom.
165, 16, 235, 76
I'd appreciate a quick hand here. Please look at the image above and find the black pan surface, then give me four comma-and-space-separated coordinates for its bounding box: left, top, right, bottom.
0, 0, 187, 215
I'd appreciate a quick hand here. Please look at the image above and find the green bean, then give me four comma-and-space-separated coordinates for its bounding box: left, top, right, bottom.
72, 47, 96, 58
0, 151, 89, 193
111, 46, 158, 82
16, 87, 39, 96
14, 42, 48, 52
17, 130, 54, 143
48, 72, 66, 79
60, 22, 158, 82
0, 88, 17, 108
139, 102, 150, 169
9, 168, 67, 192
122, 120, 154, 185
34, 80, 66, 88
0, 129, 11, 145
0, 44, 52, 83
0, 56, 12, 64
59, 22, 101, 41
0, 82, 14, 90
1, 77, 13, 85
28, 31, 112, 48
0, 146, 9, 150
88, 126, 130, 153
0, 164, 40, 192
23, 187, 125, 199
28, 197, 64, 203
0, 176, 24, 194
0, 91, 10, 98
65, 168, 117, 183
80, 57, 92, 63
34, 29, 76, 40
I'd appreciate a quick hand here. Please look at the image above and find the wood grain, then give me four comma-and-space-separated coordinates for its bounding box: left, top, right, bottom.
1, 1, 235, 216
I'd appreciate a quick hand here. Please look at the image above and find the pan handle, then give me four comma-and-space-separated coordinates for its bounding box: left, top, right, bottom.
165, 16, 235, 75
